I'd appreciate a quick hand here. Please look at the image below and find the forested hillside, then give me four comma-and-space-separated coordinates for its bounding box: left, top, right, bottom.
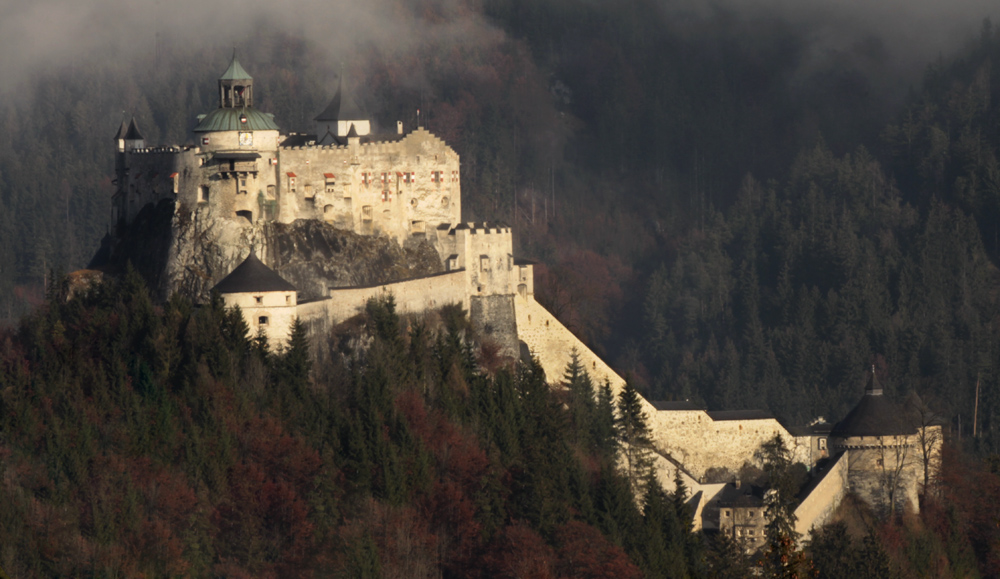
3, 272, 1000, 577
0, 270, 702, 577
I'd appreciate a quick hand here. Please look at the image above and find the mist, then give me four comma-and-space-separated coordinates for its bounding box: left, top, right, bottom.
1, 0, 995, 101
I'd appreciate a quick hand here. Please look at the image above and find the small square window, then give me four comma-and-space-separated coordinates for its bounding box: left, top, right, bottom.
259, 316, 269, 325
285, 295, 291, 304
254, 296, 263, 304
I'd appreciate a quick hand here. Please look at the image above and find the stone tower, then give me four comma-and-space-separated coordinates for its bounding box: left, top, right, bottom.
213, 251, 298, 350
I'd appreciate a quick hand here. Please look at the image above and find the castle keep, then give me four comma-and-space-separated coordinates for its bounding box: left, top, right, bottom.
109, 54, 943, 548
114, 55, 461, 242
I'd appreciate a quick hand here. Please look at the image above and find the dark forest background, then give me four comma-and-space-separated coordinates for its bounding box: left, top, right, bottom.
1, 0, 1000, 448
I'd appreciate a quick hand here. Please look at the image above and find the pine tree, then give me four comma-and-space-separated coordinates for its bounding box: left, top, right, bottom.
755, 434, 808, 578
616, 380, 654, 493
563, 348, 597, 447
593, 381, 618, 460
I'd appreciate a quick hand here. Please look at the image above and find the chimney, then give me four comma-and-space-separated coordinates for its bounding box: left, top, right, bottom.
397, 120, 403, 135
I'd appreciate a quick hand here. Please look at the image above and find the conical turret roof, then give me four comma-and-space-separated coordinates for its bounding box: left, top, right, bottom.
124, 117, 143, 140
219, 51, 252, 81
113, 119, 128, 140
213, 252, 296, 294
831, 367, 915, 437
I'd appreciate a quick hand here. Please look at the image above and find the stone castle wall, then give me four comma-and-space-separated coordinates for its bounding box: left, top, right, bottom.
277, 129, 461, 241
648, 411, 806, 480
514, 293, 632, 397
840, 436, 922, 514
513, 293, 810, 480
469, 294, 519, 356
295, 270, 469, 338
794, 452, 848, 540
119, 128, 461, 245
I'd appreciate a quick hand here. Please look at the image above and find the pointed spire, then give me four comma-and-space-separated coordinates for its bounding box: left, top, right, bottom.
219, 49, 252, 81
865, 364, 883, 396
113, 118, 128, 141
123, 117, 144, 141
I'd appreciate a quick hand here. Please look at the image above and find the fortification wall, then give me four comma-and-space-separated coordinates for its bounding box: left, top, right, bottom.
794, 452, 848, 541
296, 299, 333, 341
840, 437, 921, 514
648, 412, 799, 480
469, 294, 518, 356
514, 294, 631, 395
316, 270, 469, 325
464, 226, 514, 295
515, 293, 814, 481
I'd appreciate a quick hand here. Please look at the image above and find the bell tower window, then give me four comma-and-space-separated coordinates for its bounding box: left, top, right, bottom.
218, 52, 254, 109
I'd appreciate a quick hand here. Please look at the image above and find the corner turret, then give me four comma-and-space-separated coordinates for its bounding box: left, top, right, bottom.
123, 117, 144, 151
214, 251, 297, 350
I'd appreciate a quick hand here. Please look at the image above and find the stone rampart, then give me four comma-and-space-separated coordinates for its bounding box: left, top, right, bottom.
647, 411, 800, 480
514, 294, 632, 397
317, 270, 469, 326
514, 293, 806, 480
793, 452, 848, 541
469, 294, 518, 357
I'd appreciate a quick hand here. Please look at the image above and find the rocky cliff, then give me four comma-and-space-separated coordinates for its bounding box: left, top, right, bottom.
91, 201, 444, 302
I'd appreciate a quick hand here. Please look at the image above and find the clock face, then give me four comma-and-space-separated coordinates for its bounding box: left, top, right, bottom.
239, 131, 253, 146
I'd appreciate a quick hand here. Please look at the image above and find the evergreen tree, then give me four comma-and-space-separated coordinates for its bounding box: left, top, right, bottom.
593, 381, 618, 460
616, 379, 655, 492
755, 434, 809, 578
563, 348, 597, 447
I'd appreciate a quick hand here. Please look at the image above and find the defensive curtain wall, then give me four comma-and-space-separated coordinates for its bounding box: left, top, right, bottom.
515, 291, 809, 478
792, 452, 849, 540
296, 269, 469, 337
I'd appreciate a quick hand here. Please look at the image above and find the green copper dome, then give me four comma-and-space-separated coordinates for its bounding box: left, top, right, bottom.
194, 108, 279, 132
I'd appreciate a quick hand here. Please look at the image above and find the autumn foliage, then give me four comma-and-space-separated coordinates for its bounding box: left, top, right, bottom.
0, 272, 681, 577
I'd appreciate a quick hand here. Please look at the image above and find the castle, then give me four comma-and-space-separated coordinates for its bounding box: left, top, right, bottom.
109, 54, 943, 548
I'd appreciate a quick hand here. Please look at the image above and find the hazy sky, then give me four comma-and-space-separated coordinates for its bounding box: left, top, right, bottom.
0, 0, 995, 96
0, 0, 500, 95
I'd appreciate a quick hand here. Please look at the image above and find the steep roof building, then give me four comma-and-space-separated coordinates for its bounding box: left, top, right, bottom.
829, 367, 939, 516
314, 70, 371, 140
213, 252, 297, 350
